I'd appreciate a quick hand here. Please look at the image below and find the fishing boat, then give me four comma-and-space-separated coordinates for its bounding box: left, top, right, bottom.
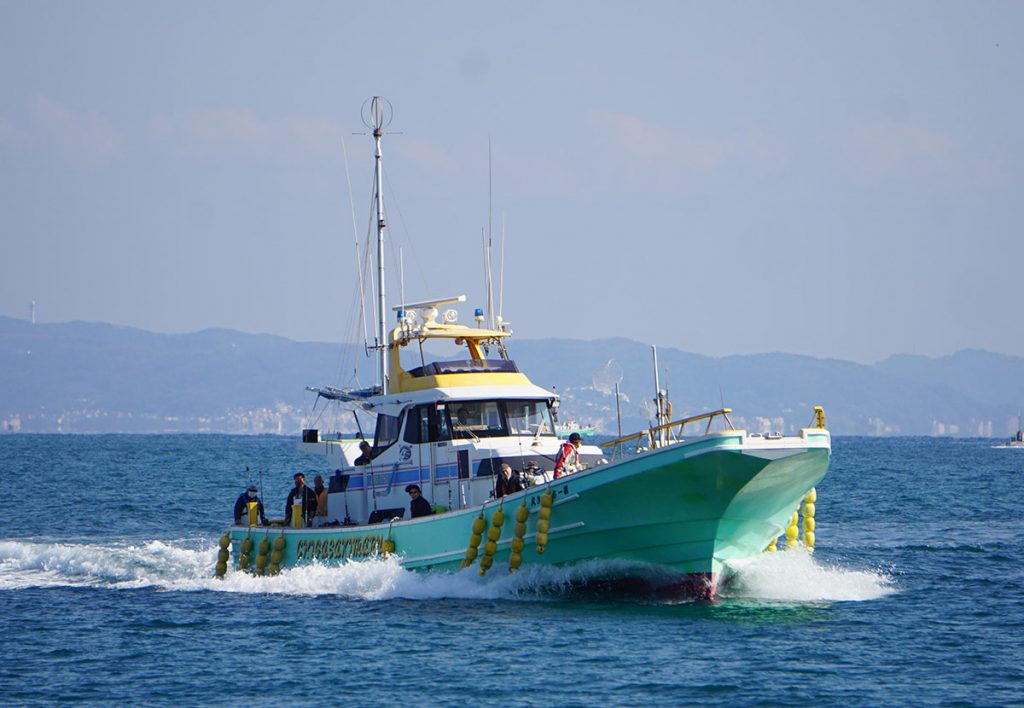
555, 420, 596, 438
217, 98, 831, 598
1005, 413, 1024, 447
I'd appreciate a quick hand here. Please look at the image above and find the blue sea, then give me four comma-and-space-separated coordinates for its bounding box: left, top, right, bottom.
1, 435, 1022, 705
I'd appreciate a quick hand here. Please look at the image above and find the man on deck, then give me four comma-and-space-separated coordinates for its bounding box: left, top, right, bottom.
405, 484, 435, 518
234, 484, 267, 525
553, 432, 582, 479
284, 473, 318, 527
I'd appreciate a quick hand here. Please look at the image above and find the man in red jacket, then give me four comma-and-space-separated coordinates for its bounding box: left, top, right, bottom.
553, 432, 582, 479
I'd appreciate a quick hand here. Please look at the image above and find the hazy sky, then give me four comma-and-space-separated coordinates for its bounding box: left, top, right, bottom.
1, 2, 1021, 363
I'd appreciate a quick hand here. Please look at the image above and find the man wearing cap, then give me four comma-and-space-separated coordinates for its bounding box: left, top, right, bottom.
284, 473, 318, 527
354, 440, 373, 466
233, 484, 267, 526
553, 432, 583, 479
494, 463, 524, 498
405, 484, 434, 518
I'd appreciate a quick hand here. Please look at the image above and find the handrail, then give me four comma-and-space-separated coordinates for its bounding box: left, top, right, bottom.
599, 408, 734, 452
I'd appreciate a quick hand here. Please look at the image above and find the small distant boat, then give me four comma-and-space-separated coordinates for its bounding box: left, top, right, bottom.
555, 420, 596, 438
1007, 413, 1024, 447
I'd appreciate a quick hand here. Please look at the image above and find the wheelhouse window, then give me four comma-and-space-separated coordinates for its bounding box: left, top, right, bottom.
373, 411, 404, 452
449, 401, 504, 438
505, 400, 554, 437
443, 400, 555, 439
403, 404, 452, 444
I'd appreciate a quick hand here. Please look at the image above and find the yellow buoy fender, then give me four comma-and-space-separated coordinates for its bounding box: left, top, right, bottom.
536, 532, 548, 547
785, 525, 799, 542
511, 538, 525, 554
515, 506, 529, 523
540, 492, 553, 508
472, 515, 486, 535
483, 540, 497, 556
513, 522, 526, 538
487, 526, 502, 542
538, 507, 551, 521
219, 534, 231, 550
273, 535, 286, 551
805, 488, 817, 504
802, 503, 815, 518
508, 555, 522, 570
470, 533, 482, 547
218, 548, 229, 563
803, 517, 816, 532
464, 546, 478, 562
491, 509, 505, 527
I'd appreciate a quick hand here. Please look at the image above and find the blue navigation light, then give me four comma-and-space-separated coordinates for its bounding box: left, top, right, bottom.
475, 308, 484, 317
396, 309, 405, 320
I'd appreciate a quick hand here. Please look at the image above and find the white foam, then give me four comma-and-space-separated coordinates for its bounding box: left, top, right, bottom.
724, 548, 896, 603
0, 538, 599, 599
1, 538, 897, 603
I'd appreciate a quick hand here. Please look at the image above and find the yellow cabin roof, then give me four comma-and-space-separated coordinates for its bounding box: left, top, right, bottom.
387, 322, 529, 395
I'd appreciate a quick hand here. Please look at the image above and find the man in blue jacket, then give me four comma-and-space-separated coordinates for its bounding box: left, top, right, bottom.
233, 484, 267, 525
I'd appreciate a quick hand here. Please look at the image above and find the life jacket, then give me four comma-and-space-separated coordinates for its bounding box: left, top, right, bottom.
554, 441, 579, 477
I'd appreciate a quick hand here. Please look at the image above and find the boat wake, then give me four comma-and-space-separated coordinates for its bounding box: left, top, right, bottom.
0, 538, 894, 603
723, 549, 896, 603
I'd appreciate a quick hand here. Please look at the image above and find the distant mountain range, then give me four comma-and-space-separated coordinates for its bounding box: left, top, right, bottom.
2, 315, 1021, 436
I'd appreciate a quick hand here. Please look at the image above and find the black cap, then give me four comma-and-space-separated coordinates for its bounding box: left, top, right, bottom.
569, 432, 582, 443
405, 484, 421, 493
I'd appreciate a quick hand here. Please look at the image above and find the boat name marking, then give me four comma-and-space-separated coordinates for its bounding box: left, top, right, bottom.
529, 484, 571, 507
295, 535, 385, 561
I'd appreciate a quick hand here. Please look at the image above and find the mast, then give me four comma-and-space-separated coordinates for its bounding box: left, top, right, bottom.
364, 97, 392, 394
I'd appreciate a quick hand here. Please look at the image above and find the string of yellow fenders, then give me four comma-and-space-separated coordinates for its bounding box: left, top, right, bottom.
764, 488, 817, 554
461, 485, 553, 575
766, 407, 825, 555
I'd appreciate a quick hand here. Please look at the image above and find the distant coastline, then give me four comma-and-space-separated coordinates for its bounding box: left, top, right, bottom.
2, 315, 1022, 436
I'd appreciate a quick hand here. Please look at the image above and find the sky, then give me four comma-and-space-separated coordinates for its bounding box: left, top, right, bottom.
1, 1, 1021, 364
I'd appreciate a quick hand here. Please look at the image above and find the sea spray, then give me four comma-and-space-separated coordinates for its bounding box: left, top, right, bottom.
724, 548, 896, 603
2, 537, 896, 604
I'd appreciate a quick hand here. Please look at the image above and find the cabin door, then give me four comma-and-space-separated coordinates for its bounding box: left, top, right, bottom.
430, 403, 459, 510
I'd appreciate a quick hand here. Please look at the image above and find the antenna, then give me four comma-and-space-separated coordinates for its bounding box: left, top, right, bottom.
486, 137, 495, 329
399, 247, 406, 319
362, 96, 393, 394
30, 301, 35, 325
498, 213, 506, 323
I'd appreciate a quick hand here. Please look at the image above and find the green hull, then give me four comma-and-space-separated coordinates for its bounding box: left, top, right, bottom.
228, 430, 830, 593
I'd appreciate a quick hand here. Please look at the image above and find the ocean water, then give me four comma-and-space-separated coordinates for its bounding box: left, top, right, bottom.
0, 435, 1021, 705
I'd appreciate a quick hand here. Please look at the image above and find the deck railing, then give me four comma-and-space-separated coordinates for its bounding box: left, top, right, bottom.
599, 408, 734, 461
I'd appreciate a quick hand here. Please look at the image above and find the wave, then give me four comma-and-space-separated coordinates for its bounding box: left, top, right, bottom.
723, 549, 896, 602
0, 538, 894, 603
